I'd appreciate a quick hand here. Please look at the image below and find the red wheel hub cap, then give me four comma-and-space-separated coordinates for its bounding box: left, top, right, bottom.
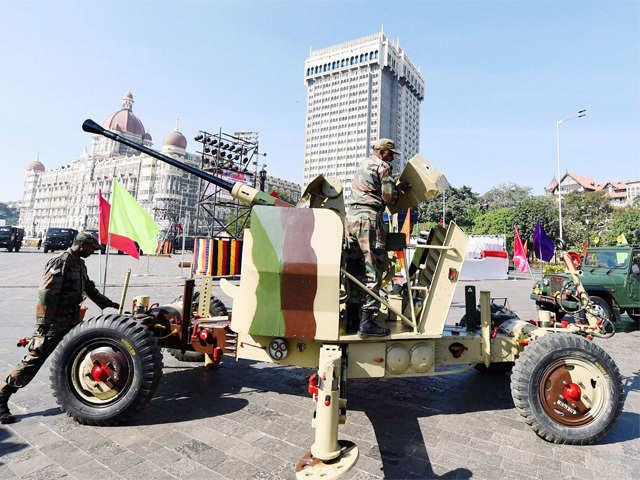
91, 363, 111, 382
563, 382, 581, 402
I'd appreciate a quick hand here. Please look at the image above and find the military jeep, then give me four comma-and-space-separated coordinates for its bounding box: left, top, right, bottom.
532, 246, 640, 327
0, 226, 24, 252
43, 227, 78, 253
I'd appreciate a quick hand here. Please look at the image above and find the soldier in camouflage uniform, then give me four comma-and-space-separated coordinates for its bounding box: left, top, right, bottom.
345, 139, 410, 337
0, 232, 119, 424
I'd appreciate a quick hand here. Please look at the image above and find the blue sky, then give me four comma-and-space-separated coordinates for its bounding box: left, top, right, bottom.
1, 1, 638, 201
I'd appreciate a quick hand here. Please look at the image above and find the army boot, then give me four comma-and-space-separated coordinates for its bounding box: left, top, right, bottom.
0, 383, 17, 424
358, 310, 390, 338
345, 303, 360, 334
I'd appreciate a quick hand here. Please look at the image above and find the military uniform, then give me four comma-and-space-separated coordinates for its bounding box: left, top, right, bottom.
345, 154, 399, 310
0, 233, 117, 423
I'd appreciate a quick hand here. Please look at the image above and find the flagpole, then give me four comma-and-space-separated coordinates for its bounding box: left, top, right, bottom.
103, 231, 111, 295
181, 213, 188, 278
98, 247, 103, 292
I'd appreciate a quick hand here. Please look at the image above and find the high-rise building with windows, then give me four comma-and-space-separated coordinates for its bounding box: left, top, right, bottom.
302, 30, 424, 201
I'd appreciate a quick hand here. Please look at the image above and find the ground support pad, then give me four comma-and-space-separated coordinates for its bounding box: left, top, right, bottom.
295, 441, 359, 480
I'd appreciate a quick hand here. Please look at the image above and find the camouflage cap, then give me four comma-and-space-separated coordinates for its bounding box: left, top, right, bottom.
373, 138, 402, 155
74, 231, 100, 248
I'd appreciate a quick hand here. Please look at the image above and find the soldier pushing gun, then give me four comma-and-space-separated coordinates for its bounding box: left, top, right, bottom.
0, 232, 119, 424
345, 138, 411, 338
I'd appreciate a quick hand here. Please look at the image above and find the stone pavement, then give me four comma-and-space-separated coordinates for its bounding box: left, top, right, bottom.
0, 248, 638, 479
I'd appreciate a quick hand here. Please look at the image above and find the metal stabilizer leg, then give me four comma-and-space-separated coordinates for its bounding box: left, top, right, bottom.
296, 345, 358, 480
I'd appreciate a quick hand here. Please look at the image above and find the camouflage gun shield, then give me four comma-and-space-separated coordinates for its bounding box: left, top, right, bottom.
229, 206, 343, 340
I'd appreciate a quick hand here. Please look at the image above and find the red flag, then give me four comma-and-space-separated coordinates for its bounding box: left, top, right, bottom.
176, 223, 183, 232
98, 189, 140, 259
270, 190, 279, 198
513, 225, 530, 273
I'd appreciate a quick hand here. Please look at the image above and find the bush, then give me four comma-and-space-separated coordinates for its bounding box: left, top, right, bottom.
543, 264, 565, 275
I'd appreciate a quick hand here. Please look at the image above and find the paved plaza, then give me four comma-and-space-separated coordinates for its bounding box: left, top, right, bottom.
0, 248, 638, 480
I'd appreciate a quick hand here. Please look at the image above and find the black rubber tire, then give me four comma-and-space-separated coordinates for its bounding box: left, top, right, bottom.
14, 244, 20, 252
167, 350, 206, 362
50, 314, 163, 426
625, 312, 640, 329
167, 296, 228, 362
475, 362, 514, 374
6, 245, 12, 252
43, 247, 49, 253
511, 333, 623, 444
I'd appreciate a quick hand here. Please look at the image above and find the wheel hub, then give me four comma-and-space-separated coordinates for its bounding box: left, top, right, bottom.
563, 382, 581, 402
72, 345, 131, 404
539, 359, 607, 427
90, 363, 111, 383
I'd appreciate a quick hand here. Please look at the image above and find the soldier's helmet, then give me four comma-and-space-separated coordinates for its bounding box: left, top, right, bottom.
74, 231, 100, 249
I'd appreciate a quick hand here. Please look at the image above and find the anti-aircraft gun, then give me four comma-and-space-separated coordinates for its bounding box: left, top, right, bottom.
47, 119, 624, 480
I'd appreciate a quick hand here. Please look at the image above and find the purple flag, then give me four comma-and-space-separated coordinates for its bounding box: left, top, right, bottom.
533, 220, 554, 261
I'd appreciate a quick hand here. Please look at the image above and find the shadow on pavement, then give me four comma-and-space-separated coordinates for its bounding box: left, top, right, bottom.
11, 407, 60, 421
598, 412, 640, 445
351, 370, 511, 479
0, 427, 29, 466
123, 358, 513, 478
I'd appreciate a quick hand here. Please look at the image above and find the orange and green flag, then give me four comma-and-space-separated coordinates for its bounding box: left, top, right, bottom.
109, 179, 159, 254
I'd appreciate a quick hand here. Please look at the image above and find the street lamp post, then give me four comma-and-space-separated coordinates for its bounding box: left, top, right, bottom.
556, 108, 586, 244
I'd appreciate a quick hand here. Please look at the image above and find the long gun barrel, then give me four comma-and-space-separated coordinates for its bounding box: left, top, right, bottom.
82, 119, 292, 207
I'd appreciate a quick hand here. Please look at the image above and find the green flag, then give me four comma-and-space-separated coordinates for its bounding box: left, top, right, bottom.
109, 179, 159, 254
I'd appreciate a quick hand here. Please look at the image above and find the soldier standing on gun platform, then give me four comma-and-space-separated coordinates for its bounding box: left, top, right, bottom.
345, 139, 411, 337
0, 232, 119, 424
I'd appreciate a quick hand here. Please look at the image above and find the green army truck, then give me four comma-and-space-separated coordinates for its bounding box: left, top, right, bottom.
532, 246, 640, 327
43, 227, 78, 253
0, 226, 24, 252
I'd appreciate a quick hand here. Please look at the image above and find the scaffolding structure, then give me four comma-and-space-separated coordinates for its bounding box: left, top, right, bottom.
193, 129, 267, 239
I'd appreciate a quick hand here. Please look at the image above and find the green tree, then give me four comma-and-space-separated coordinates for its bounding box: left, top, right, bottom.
0, 202, 19, 225
473, 207, 515, 247
600, 207, 640, 245
562, 191, 612, 249
481, 183, 533, 209
417, 185, 480, 231
509, 197, 559, 257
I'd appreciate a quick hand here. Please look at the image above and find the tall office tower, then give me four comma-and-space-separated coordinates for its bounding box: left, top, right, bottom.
302, 30, 424, 201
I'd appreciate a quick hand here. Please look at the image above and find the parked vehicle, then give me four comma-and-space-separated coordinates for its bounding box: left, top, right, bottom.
0, 226, 24, 252
532, 246, 640, 327
43, 228, 78, 253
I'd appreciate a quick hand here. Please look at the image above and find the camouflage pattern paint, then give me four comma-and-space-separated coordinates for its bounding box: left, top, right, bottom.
228, 206, 342, 341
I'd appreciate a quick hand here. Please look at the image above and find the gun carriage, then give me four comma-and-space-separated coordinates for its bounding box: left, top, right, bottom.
46, 120, 624, 480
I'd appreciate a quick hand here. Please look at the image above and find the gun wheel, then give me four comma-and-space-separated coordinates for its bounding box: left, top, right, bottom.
511, 334, 623, 444
50, 314, 163, 425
